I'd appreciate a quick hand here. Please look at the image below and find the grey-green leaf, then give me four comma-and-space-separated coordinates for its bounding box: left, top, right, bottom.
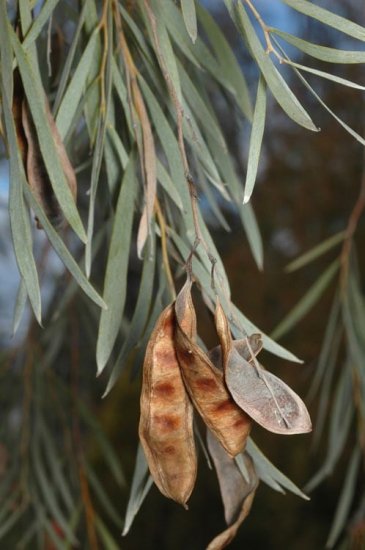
181, 0, 197, 43
282, 0, 365, 42
232, 2, 318, 131
271, 260, 340, 340
270, 28, 365, 64
11, 28, 87, 242
243, 76, 266, 204
96, 154, 138, 374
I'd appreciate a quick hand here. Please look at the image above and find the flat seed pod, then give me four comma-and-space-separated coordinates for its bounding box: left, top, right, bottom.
215, 300, 311, 435
207, 430, 258, 550
226, 348, 312, 434
175, 282, 251, 458
208, 334, 263, 370
138, 304, 197, 506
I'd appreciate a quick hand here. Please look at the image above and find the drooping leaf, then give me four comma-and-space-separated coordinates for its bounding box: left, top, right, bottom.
286, 231, 345, 273
11, 27, 86, 242
96, 154, 138, 374
282, 0, 365, 42
270, 28, 365, 64
243, 76, 266, 204
231, 1, 318, 131
181, 0, 197, 43
122, 444, 153, 536
284, 59, 365, 90
271, 259, 340, 340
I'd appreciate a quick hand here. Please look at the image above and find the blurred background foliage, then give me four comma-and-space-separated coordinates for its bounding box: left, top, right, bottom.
0, 0, 365, 548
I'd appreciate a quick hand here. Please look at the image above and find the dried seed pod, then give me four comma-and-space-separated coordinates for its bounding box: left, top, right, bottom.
138, 303, 197, 506
12, 72, 77, 229
215, 301, 312, 435
175, 283, 251, 458
207, 430, 258, 550
208, 334, 263, 370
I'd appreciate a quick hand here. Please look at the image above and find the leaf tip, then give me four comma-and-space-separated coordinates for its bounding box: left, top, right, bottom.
243, 194, 251, 205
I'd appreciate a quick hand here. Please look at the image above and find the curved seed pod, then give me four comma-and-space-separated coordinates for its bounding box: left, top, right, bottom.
215, 301, 312, 435
13, 72, 77, 229
138, 303, 197, 506
207, 430, 258, 550
208, 334, 263, 370
175, 284, 251, 458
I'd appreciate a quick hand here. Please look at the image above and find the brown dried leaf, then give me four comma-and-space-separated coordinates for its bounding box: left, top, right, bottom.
175, 283, 251, 458
138, 303, 197, 506
214, 300, 311, 435
207, 431, 258, 550
12, 72, 77, 229
208, 334, 263, 370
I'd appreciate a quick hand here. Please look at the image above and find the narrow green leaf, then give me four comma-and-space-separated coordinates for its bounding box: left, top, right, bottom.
284, 59, 365, 90
23, 184, 106, 309
270, 28, 365, 64
271, 260, 340, 340
238, 203, 264, 270
231, 303, 302, 363
104, 236, 155, 397
286, 231, 345, 273
22, 0, 60, 50
197, 4, 253, 120
11, 28, 87, 242
0, 10, 42, 323
181, 0, 197, 43
149, 0, 182, 103
157, 161, 184, 210
55, 30, 98, 139
178, 60, 227, 149
282, 0, 365, 42
273, 36, 365, 146
86, 7, 113, 277
53, 0, 91, 115
326, 448, 361, 548
122, 444, 153, 536
243, 76, 266, 204
96, 154, 138, 374
247, 438, 309, 499
12, 279, 28, 336
233, 2, 318, 131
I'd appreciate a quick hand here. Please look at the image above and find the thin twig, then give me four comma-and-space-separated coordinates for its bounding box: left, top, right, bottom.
244, 0, 282, 61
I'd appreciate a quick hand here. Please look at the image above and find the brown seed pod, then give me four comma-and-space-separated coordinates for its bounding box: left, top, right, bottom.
138, 303, 197, 507
214, 300, 312, 435
12, 71, 77, 229
174, 281, 251, 458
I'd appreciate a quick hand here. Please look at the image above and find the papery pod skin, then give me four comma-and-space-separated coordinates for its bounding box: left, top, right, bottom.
175, 283, 251, 458
214, 301, 312, 435
208, 334, 263, 370
207, 431, 259, 550
138, 303, 197, 506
